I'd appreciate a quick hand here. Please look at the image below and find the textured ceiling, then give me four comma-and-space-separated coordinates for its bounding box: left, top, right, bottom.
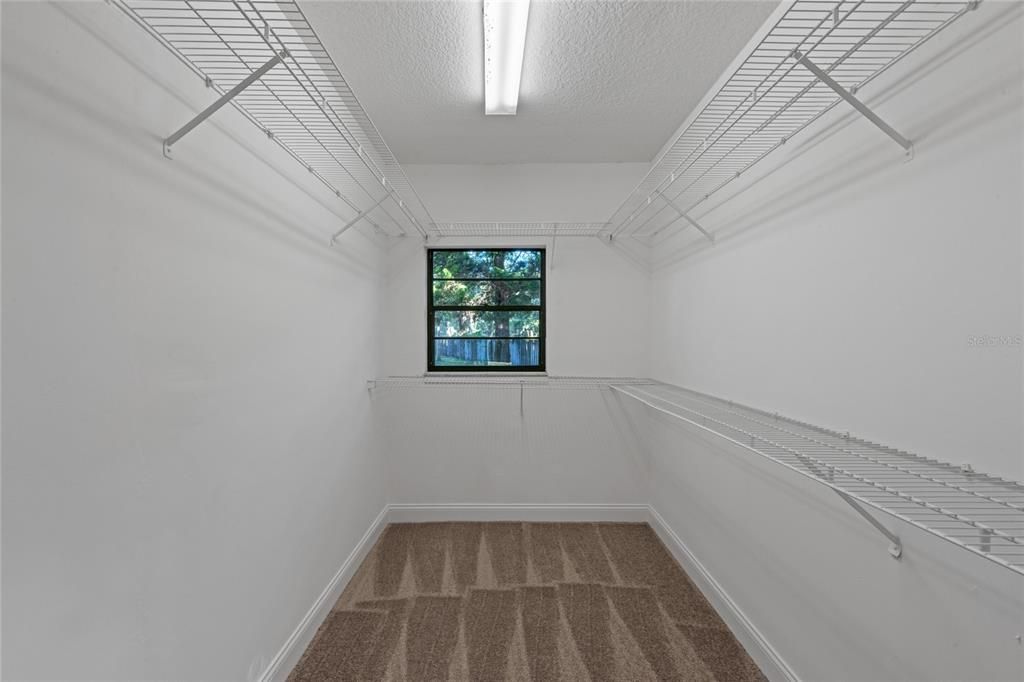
299, 0, 779, 164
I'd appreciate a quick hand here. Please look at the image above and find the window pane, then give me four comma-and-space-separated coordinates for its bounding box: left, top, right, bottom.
432, 250, 542, 279
433, 338, 540, 367
432, 279, 541, 306
434, 310, 540, 338
428, 248, 545, 371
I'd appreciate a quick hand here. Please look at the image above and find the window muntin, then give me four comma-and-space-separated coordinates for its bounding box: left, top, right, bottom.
428, 249, 545, 371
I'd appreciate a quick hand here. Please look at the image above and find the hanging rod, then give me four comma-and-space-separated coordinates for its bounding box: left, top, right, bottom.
602, 0, 979, 243
611, 382, 1024, 575
430, 223, 611, 239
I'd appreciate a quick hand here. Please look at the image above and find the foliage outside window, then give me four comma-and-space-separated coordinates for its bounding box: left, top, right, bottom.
428, 249, 545, 371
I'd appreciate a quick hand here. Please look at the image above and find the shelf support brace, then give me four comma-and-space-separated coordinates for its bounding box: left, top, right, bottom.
331, 189, 393, 244
792, 51, 913, 157
834, 489, 903, 559
653, 192, 715, 243
550, 224, 558, 270
163, 50, 288, 158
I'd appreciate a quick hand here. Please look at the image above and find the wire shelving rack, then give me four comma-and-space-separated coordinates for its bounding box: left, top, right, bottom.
114, 0, 436, 241
603, 0, 979, 243
431, 223, 610, 239
369, 376, 654, 390
114, 1, 983, 249
611, 382, 1024, 576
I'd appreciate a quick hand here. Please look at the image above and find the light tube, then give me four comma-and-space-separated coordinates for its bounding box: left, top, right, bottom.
483, 0, 530, 115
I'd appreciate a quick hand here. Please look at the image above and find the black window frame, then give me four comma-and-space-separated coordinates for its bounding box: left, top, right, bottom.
427, 247, 546, 372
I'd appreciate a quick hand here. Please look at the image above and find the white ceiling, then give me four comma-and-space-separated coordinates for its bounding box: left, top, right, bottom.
299, 0, 779, 164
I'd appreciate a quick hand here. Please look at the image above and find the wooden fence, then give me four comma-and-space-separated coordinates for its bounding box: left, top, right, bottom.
434, 338, 540, 367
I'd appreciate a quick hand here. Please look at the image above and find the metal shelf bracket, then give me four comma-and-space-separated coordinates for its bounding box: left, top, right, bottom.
654, 191, 715, 243
791, 50, 914, 158
331, 188, 394, 244
835, 490, 903, 559
163, 50, 288, 158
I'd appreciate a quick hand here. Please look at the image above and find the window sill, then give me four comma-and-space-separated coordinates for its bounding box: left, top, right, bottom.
424, 371, 548, 377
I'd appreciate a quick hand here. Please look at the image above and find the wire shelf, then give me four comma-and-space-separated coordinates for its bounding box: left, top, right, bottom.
370, 375, 655, 390
114, 0, 436, 240
603, 0, 977, 241
432, 223, 610, 239
612, 382, 1024, 576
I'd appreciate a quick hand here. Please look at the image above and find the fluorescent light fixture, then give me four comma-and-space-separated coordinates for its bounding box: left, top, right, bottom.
483, 0, 530, 115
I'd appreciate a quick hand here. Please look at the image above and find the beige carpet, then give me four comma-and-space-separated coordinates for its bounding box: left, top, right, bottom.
288, 522, 766, 681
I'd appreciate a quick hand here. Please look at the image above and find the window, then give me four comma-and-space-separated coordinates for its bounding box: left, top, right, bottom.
428, 248, 545, 371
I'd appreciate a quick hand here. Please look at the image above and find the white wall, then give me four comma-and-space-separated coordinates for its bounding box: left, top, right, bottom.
639, 3, 1024, 680
378, 381, 649, 507
2, 3, 386, 680
4, 1, 1021, 681
404, 162, 648, 222
649, 1, 1023, 483
377, 166, 653, 506
385, 162, 653, 377
380, 236, 650, 377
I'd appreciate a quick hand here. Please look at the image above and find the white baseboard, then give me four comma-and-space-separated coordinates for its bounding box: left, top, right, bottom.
647, 506, 799, 682
259, 505, 389, 682
387, 503, 650, 522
